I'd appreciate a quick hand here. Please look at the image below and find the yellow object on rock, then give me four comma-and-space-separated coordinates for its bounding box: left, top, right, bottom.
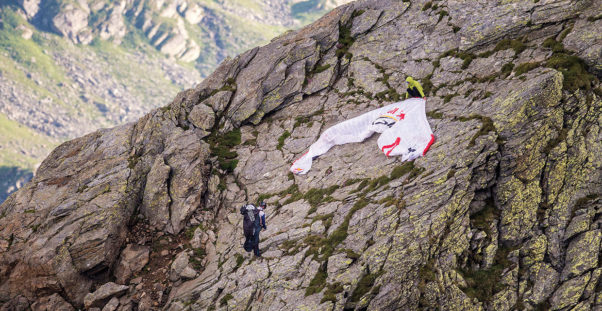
405, 76, 425, 98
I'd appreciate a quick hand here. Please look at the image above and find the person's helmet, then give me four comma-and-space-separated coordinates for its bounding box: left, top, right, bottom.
406, 76, 415, 83
260, 201, 266, 207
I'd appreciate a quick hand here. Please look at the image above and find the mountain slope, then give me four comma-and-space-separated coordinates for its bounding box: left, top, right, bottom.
0, 0, 352, 202
1, 0, 601, 310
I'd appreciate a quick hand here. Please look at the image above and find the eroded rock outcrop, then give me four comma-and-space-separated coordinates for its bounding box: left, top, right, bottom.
1, 0, 601, 310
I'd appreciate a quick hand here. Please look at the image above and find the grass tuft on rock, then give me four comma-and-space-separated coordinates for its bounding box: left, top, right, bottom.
321, 282, 344, 303
546, 53, 595, 91
514, 62, 540, 76
294, 109, 324, 128
233, 253, 244, 271
390, 161, 415, 179
219, 294, 234, 306
277, 130, 291, 151
494, 38, 526, 55
305, 263, 328, 296
207, 128, 242, 173
459, 245, 517, 303
470, 200, 499, 237
304, 185, 339, 211
457, 115, 496, 147
349, 269, 383, 304
335, 16, 355, 59
541, 37, 597, 91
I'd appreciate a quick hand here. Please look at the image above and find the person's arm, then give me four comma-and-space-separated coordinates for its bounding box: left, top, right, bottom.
261, 212, 266, 229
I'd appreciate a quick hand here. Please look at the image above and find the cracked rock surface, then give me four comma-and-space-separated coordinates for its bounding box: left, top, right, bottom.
1, 0, 601, 310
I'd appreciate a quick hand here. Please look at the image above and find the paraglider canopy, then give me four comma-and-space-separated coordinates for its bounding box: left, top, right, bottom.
291, 98, 434, 175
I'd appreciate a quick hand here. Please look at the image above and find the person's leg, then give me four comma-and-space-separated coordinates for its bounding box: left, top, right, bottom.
253, 227, 261, 256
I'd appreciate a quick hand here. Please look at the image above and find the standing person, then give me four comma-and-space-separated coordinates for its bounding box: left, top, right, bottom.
253, 202, 267, 257
240, 204, 257, 253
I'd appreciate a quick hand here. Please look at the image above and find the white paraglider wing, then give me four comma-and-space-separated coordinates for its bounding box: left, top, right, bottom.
377, 99, 435, 160
291, 98, 434, 175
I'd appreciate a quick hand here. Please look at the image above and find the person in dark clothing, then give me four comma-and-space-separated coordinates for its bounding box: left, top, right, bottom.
241, 204, 257, 253
252, 202, 267, 257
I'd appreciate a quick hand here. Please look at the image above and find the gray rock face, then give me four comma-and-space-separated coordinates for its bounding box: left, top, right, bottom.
141, 157, 172, 231
101, 297, 119, 311
16, 0, 40, 18
1, 0, 601, 310
169, 251, 197, 282
188, 104, 215, 132
113, 244, 150, 284
30, 293, 75, 311
51, 5, 90, 44
83, 282, 128, 309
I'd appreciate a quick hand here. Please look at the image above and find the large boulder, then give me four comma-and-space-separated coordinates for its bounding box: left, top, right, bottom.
16, 0, 41, 19
83, 282, 128, 309
113, 244, 150, 284
51, 5, 90, 43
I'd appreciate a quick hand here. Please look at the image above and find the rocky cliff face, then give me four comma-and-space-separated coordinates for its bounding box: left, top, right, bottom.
0, 0, 352, 204
1, 0, 601, 310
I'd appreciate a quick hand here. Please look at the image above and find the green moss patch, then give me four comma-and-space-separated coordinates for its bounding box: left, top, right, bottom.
459, 245, 517, 303
277, 130, 291, 151
294, 198, 370, 263
426, 109, 444, 119
541, 38, 597, 91
470, 200, 499, 237
189, 247, 207, 270
501, 63, 515, 76
313, 213, 334, 231
514, 62, 540, 76
336, 19, 354, 59
343, 248, 360, 260
388, 160, 426, 185
305, 262, 328, 296
587, 14, 602, 22
456, 115, 496, 147
363, 175, 390, 193
494, 38, 526, 55
206, 128, 241, 173
437, 10, 449, 23
233, 253, 244, 271
219, 293, 234, 306
329, 198, 368, 246
304, 185, 340, 212
390, 161, 416, 179
542, 127, 568, 154
282, 184, 304, 205
294, 109, 324, 128
546, 54, 595, 91
321, 282, 344, 303
348, 269, 383, 304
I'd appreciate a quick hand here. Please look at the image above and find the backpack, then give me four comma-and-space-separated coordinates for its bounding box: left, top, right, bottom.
240, 204, 258, 238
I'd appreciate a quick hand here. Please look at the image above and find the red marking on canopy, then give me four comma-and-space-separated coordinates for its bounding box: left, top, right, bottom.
382, 137, 401, 157
423, 134, 435, 155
